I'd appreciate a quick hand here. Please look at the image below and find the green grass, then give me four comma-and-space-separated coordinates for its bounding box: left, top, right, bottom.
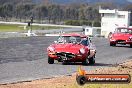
0, 24, 62, 32
0, 24, 24, 32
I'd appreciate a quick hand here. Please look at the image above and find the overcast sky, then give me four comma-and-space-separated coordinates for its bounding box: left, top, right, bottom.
127, 0, 132, 2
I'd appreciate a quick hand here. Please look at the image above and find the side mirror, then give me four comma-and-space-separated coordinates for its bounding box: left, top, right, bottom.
89, 38, 92, 43
54, 41, 57, 43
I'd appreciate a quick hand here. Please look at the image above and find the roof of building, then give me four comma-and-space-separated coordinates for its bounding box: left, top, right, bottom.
99, 9, 131, 14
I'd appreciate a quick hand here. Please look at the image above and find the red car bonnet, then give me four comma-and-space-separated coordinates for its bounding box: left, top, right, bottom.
112, 33, 132, 40
51, 43, 88, 54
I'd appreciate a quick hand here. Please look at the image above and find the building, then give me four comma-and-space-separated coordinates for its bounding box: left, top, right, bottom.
99, 8, 131, 37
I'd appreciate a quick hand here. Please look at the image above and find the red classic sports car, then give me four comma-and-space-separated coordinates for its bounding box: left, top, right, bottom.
109, 27, 132, 47
47, 33, 96, 65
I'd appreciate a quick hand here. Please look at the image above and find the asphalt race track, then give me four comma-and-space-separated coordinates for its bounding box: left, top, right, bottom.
0, 36, 132, 84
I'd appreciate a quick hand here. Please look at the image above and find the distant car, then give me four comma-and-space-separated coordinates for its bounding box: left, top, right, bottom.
109, 27, 132, 47
47, 33, 96, 65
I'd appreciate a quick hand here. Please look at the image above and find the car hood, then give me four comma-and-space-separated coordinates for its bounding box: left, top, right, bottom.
52, 43, 85, 54
112, 33, 132, 40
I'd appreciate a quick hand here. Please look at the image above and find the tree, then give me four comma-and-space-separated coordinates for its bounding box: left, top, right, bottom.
0, 3, 13, 21
15, 3, 34, 22
34, 5, 48, 23
123, 4, 132, 11
79, 8, 85, 20
47, 4, 63, 24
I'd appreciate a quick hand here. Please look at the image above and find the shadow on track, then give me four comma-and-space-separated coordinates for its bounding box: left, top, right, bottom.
54, 62, 117, 67
111, 44, 131, 48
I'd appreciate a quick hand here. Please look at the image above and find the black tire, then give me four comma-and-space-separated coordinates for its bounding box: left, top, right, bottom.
130, 44, 132, 48
110, 42, 116, 46
62, 61, 66, 65
48, 57, 54, 64
89, 57, 95, 65
58, 59, 62, 62
113, 43, 116, 46
110, 43, 112, 46
82, 58, 89, 65
76, 75, 86, 85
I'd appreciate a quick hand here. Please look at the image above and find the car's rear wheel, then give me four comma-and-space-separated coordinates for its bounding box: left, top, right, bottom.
82, 58, 89, 65
110, 42, 116, 46
130, 44, 132, 48
89, 57, 95, 65
48, 57, 54, 64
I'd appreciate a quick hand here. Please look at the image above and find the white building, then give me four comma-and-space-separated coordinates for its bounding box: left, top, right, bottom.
99, 9, 131, 37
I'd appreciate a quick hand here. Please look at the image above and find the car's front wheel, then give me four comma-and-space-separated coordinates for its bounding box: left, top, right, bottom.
82, 58, 89, 65
89, 57, 95, 65
110, 42, 116, 46
48, 57, 54, 64
130, 44, 132, 48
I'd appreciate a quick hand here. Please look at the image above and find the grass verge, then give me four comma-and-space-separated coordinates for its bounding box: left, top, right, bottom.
0, 24, 62, 32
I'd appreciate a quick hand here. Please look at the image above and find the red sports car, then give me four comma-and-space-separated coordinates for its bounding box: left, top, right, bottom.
47, 33, 96, 65
109, 27, 132, 47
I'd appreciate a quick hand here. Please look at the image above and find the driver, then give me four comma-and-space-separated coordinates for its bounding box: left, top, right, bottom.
81, 38, 88, 46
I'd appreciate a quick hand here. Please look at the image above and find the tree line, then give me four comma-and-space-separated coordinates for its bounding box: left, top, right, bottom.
0, 1, 132, 26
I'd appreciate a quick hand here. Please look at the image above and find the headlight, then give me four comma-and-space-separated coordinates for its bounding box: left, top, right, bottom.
48, 47, 55, 52
79, 48, 85, 54
129, 36, 132, 41
89, 44, 96, 50
110, 38, 116, 41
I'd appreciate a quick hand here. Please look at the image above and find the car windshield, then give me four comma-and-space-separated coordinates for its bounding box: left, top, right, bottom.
57, 36, 89, 46
116, 28, 132, 34
57, 36, 81, 43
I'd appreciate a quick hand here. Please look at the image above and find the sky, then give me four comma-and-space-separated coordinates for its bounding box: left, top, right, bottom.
127, 0, 132, 2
